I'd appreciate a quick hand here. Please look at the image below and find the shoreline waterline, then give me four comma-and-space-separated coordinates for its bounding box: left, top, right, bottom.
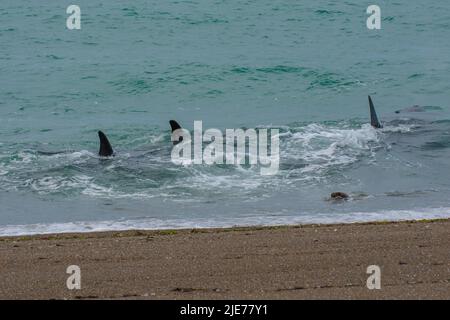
1, 217, 448, 240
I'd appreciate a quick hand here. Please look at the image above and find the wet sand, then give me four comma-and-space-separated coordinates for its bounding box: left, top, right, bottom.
0, 219, 449, 299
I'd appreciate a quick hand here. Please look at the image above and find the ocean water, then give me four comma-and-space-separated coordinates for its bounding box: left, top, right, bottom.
1, 1, 450, 235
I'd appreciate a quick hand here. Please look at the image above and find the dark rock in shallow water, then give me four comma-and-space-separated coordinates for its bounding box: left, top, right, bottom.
330, 192, 349, 200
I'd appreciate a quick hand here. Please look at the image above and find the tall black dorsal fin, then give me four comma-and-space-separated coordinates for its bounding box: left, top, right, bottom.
368, 96, 382, 128
169, 120, 183, 145
98, 131, 114, 157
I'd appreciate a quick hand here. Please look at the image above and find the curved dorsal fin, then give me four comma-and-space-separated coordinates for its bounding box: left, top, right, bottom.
98, 131, 114, 157
169, 120, 183, 145
368, 96, 382, 128
169, 120, 182, 132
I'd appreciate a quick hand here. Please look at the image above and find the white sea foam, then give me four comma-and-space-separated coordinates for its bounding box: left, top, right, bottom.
290, 123, 380, 152
0, 163, 7, 176
0, 207, 448, 237
26, 175, 94, 193
10, 123, 385, 197
81, 185, 156, 200
381, 124, 417, 133
283, 123, 381, 177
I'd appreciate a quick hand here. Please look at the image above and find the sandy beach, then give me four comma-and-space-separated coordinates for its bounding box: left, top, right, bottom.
0, 219, 449, 300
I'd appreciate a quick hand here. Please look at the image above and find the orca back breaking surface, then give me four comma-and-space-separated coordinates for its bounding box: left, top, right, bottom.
98, 131, 114, 157
368, 96, 382, 128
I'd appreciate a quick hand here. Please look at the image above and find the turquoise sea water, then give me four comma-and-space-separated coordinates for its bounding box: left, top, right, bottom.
1, 1, 450, 235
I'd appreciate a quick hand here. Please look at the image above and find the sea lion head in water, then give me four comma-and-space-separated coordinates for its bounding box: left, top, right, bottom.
330, 192, 350, 201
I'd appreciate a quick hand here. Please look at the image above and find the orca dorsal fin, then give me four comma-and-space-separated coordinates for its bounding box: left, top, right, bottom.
169, 120, 182, 132
169, 120, 183, 145
368, 96, 382, 128
98, 131, 114, 157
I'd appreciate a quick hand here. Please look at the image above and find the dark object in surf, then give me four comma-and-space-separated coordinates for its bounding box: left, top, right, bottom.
330, 192, 349, 200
